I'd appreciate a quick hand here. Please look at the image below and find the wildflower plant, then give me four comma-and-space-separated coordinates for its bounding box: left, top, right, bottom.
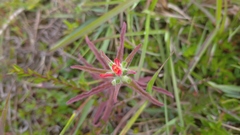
67, 22, 173, 126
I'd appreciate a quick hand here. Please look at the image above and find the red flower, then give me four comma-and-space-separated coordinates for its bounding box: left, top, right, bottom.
67, 22, 173, 126
99, 58, 123, 77
112, 58, 122, 76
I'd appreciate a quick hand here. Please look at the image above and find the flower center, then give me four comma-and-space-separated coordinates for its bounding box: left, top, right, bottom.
112, 64, 122, 76
110, 58, 122, 76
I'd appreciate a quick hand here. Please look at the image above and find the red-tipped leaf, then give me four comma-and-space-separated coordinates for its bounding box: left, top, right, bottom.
124, 80, 164, 106
78, 54, 100, 79
116, 22, 126, 62
93, 101, 107, 126
125, 44, 142, 67
93, 89, 115, 126
137, 82, 174, 98
85, 36, 109, 69
100, 50, 113, 65
71, 65, 109, 74
127, 69, 137, 75
67, 81, 113, 104
101, 89, 114, 121
138, 76, 152, 83
113, 84, 121, 103
78, 54, 93, 67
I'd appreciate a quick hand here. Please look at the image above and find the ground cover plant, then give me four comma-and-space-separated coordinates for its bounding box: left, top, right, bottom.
1, 0, 240, 134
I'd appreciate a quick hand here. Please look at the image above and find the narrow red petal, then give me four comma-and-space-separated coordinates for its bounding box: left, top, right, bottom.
114, 58, 121, 66
112, 65, 122, 76
100, 73, 114, 78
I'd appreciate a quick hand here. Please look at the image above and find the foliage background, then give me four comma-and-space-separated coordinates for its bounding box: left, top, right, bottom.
0, 0, 240, 134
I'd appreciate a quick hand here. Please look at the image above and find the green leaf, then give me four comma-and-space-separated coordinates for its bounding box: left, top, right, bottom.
12, 65, 23, 72
208, 81, 240, 93
147, 52, 172, 93
27, 68, 33, 75
146, 64, 163, 93
231, 64, 240, 69
208, 81, 240, 98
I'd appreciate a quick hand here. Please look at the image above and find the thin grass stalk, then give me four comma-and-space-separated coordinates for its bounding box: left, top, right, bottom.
166, 31, 184, 128
136, 0, 158, 79
119, 101, 148, 135
216, 0, 223, 26
164, 95, 170, 135
60, 112, 76, 135
73, 99, 94, 135
136, 14, 150, 79
155, 23, 171, 134
219, 0, 228, 34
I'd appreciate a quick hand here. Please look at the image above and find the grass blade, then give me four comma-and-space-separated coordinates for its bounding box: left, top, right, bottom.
136, 0, 158, 79
59, 112, 76, 135
60, 98, 94, 135
136, 9, 150, 79
73, 99, 94, 135
208, 81, 240, 98
50, 0, 140, 52
119, 101, 147, 135
153, 118, 178, 135
146, 52, 173, 93
216, 0, 223, 25
166, 31, 185, 129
